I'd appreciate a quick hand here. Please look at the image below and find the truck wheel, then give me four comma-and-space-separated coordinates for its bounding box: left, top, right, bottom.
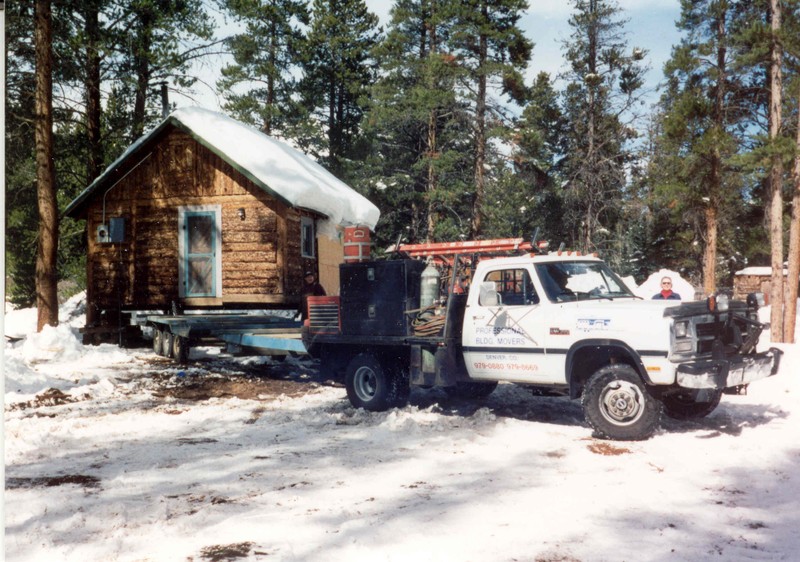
153, 328, 164, 356
662, 389, 722, 420
582, 364, 662, 441
172, 335, 190, 365
444, 381, 498, 399
345, 354, 406, 411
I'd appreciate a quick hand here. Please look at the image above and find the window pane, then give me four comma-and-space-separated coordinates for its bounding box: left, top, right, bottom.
188, 257, 213, 295
188, 215, 213, 254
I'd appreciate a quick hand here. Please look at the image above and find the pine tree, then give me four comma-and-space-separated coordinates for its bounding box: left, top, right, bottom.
299, 0, 381, 176
34, 0, 59, 330
217, 0, 309, 135
362, 0, 471, 245
653, 0, 748, 294
448, 0, 532, 237
485, 72, 567, 242
560, 0, 646, 257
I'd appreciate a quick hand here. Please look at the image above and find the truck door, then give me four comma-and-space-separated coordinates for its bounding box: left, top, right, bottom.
462, 267, 552, 383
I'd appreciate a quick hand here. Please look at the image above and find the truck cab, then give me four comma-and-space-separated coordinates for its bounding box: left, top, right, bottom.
304, 245, 782, 440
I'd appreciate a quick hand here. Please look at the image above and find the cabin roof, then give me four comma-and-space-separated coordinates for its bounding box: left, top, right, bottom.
64, 107, 380, 230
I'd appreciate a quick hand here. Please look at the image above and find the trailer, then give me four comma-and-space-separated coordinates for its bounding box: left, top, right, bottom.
146, 313, 305, 364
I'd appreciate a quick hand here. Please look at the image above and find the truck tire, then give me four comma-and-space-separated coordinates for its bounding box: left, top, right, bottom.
582, 364, 662, 441
444, 381, 498, 399
345, 354, 407, 411
662, 389, 722, 420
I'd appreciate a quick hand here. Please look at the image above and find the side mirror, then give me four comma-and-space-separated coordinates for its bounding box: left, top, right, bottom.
479, 282, 500, 306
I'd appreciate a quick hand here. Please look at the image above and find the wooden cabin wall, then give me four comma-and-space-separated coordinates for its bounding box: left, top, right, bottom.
84, 128, 319, 327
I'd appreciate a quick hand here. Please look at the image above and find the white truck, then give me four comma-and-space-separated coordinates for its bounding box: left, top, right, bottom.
303, 242, 782, 440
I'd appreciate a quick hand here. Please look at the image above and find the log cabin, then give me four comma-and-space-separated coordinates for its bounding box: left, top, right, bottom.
65, 107, 379, 342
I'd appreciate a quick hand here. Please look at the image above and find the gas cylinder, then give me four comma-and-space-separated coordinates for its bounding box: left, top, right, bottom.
420, 260, 440, 309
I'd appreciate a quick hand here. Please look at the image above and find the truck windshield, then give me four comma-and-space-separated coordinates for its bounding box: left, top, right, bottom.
535, 261, 635, 302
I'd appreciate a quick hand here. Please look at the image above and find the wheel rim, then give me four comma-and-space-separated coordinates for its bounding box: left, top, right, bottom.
353, 366, 378, 401
598, 380, 645, 426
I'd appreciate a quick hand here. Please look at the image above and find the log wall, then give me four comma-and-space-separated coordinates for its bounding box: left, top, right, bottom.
84, 128, 322, 327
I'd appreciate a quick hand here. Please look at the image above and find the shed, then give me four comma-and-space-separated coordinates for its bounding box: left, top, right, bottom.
733, 266, 798, 302
65, 107, 379, 340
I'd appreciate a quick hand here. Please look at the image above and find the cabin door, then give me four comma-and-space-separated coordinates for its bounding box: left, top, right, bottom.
178, 206, 222, 298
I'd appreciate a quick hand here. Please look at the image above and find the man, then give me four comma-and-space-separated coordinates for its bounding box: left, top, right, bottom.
300, 270, 326, 320
652, 276, 681, 300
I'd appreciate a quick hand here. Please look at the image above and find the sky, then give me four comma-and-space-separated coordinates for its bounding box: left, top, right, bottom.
190, 0, 684, 113
363, 0, 684, 105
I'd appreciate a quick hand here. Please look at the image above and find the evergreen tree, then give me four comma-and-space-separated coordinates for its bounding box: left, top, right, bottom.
560, 0, 646, 258
299, 0, 381, 176
484, 72, 567, 243
362, 0, 471, 246
34, 0, 59, 330
116, 0, 214, 139
448, 0, 532, 237
217, 0, 309, 135
652, 0, 749, 293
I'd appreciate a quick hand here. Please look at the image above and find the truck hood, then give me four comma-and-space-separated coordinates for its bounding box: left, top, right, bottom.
548, 298, 677, 351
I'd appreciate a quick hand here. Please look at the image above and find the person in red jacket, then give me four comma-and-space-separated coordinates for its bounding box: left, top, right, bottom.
652, 276, 681, 300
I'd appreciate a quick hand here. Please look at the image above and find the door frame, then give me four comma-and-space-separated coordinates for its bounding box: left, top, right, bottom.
178, 205, 222, 298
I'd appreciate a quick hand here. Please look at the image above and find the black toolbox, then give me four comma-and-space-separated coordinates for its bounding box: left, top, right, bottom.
339, 260, 426, 336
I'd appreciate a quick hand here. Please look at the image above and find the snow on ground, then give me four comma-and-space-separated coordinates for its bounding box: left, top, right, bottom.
4, 295, 800, 562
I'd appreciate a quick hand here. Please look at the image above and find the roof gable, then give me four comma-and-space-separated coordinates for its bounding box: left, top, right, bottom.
65, 108, 379, 230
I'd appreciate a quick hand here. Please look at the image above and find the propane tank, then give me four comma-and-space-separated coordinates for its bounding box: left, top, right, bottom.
420, 260, 440, 309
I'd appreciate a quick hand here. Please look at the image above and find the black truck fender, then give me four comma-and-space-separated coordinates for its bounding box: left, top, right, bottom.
565, 339, 655, 399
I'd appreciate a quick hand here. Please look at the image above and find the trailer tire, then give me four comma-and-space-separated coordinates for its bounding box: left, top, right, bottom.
345, 354, 406, 412
444, 381, 498, 399
582, 364, 662, 441
153, 328, 165, 356
162, 331, 175, 358
172, 336, 190, 365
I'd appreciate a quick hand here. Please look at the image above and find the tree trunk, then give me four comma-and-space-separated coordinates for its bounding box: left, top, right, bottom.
704, 11, 727, 296
132, 8, 153, 140
85, 2, 102, 182
470, 3, 488, 238
768, 0, 784, 342
265, 17, 277, 135
34, 0, 59, 331
784, 91, 800, 343
703, 203, 718, 296
425, 1, 438, 242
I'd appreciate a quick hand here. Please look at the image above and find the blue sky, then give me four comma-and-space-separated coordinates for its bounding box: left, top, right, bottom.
192, 1, 684, 113
365, 0, 684, 105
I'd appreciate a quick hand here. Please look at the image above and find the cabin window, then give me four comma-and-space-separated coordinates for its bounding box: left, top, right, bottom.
301, 216, 316, 258
178, 206, 222, 298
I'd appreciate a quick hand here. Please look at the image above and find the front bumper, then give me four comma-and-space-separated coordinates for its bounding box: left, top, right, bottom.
676, 347, 783, 390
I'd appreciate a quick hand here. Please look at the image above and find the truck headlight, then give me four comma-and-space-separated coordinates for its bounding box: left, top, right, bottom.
673, 341, 694, 353
674, 321, 688, 338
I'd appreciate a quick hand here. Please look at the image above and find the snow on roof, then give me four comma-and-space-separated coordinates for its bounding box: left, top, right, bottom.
65, 107, 379, 232
735, 267, 786, 276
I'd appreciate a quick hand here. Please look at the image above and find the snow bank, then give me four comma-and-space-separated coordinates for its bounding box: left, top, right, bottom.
4, 292, 133, 404
635, 268, 696, 300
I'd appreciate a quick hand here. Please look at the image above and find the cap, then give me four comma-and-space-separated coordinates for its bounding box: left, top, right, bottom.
304, 270, 314, 277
